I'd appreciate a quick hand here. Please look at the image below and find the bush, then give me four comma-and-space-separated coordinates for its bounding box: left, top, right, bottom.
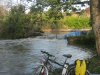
67, 31, 96, 49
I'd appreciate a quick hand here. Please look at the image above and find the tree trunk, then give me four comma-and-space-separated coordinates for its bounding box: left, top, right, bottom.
90, 0, 100, 56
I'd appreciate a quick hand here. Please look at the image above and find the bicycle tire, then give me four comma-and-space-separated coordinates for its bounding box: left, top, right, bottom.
67, 66, 90, 75
33, 65, 48, 75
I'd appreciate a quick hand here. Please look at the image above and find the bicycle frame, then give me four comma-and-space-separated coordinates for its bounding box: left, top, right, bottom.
48, 55, 70, 75
40, 51, 73, 75
62, 57, 69, 75
39, 54, 54, 75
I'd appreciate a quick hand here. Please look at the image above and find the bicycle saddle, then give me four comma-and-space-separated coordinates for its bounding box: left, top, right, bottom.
63, 54, 72, 58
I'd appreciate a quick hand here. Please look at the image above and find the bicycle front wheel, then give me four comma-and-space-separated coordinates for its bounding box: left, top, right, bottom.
68, 66, 90, 75
33, 65, 48, 75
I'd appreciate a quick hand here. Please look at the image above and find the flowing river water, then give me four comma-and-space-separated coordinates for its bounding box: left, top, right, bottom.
0, 33, 92, 75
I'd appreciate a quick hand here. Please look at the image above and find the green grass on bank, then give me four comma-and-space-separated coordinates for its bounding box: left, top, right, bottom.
44, 16, 91, 29
62, 16, 90, 29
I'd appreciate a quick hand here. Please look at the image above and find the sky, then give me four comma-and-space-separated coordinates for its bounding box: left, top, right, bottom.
0, 0, 34, 13
0, 0, 34, 7
0, 0, 22, 5
0, 0, 34, 10
0, 0, 90, 6
0, 0, 8, 6
0, 0, 89, 13
81, 0, 89, 1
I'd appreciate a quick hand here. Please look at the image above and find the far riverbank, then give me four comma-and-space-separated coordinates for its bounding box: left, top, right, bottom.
42, 29, 91, 32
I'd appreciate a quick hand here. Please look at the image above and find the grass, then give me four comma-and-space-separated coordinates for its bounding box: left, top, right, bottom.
43, 15, 91, 29
62, 16, 90, 29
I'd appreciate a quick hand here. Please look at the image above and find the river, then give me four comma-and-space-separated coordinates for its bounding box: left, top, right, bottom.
0, 33, 92, 75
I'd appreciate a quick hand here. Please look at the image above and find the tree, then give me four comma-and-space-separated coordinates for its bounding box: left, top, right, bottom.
46, 8, 63, 38
0, 6, 8, 35
90, 0, 100, 56
1, 5, 27, 39
0, 6, 7, 19
30, 1, 44, 32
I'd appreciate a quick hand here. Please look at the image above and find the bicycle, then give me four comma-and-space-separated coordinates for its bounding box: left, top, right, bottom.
33, 50, 90, 75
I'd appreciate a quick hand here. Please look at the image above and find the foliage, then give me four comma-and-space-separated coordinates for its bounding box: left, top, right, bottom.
63, 16, 90, 29
0, 0, 92, 39
46, 8, 63, 28
89, 55, 100, 73
67, 31, 96, 49
0, 6, 7, 24
1, 5, 26, 39
1, 5, 45, 39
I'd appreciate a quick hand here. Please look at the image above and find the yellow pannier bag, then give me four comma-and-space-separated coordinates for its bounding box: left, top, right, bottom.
80, 60, 86, 75
75, 60, 81, 75
75, 60, 86, 75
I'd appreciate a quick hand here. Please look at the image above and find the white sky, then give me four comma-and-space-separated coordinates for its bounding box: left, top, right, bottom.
0, 0, 34, 7
0, 0, 90, 5
0, 0, 89, 13
81, 0, 89, 1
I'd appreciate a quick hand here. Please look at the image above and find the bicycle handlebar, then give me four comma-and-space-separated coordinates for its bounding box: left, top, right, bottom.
41, 51, 55, 57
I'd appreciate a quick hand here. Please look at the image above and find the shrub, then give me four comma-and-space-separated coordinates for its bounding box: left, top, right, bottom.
67, 31, 96, 49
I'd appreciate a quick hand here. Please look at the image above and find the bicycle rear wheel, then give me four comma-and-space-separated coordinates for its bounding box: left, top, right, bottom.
33, 65, 48, 75
68, 66, 90, 75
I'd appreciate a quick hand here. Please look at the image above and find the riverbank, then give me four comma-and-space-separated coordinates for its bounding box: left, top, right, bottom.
0, 31, 44, 39
43, 29, 91, 32
66, 31, 100, 73
0, 28, 91, 40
